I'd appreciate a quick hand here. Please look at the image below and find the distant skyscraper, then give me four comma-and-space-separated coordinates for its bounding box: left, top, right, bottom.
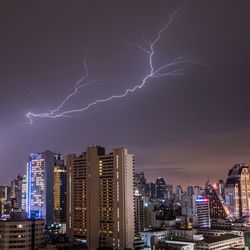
53, 161, 66, 225
193, 186, 202, 197
196, 196, 211, 228
165, 184, 174, 203
156, 177, 166, 201
218, 179, 225, 198
187, 186, 194, 196
175, 185, 183, 203
10, 174, 23, 209
134, 172, 147, 196
145, 182, 156, 200
204, 176, 212, 196
26, 151, 60, 224
181, 192, 196, 217
181, 187, 195, 218
0, 185, 11, 217
225, 164, 250, 218
66, 146, 134, 249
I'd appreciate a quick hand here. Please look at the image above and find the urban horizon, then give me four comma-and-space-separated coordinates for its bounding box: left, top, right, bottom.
1, 146, 245, 188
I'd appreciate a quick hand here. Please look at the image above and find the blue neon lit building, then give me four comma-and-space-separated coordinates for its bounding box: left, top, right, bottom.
26, 151, 58, 224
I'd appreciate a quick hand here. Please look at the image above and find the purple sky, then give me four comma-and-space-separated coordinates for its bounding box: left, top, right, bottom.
0, 0, 250, 187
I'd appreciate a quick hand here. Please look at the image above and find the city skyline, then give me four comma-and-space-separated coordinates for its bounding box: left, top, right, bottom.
1, 1, 250, 187
1, 146, 250, 249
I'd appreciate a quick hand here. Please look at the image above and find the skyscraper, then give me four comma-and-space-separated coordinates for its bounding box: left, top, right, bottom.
21, 175, 27, 212
25, 151, 60, 224
145, 182, 156, 200
175, 184, 183, 203
187, 186, 194, 196
53, 163, 66, 225
181, 192, 196, 217
134, 172, 147, 196
10, 174, 23, 209
225, 164, 250, 218
165, 184, 174, 203
218, 179, 225, 198
156, 177, 166, 201
0, 185, 11, 217
196, 196, 211, 228
66, 146, 135, 249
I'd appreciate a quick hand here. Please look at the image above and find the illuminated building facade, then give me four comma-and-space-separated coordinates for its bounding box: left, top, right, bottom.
225, 164, 250, 218
53, 165, 66, 225
66, 146, 135, 249
196, 196, 211, 228
21, 175, 27, 211
209, 187, 232, 220
26, 151, 59, 224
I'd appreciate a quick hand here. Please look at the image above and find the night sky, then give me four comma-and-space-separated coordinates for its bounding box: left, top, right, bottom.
0, 1, 250, 187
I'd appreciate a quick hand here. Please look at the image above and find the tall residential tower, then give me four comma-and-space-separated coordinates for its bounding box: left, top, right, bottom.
66, 146, 135, 249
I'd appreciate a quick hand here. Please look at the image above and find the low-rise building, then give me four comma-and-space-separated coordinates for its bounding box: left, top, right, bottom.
170, 229, 198, 241
140, 228, 169, 247
0, 210, 44, 249
159, 240, 195, 250
195, 233, 245, 249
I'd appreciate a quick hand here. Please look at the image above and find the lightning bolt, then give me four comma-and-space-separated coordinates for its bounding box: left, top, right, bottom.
26, 2, 201, 124
46, 58, 99, 115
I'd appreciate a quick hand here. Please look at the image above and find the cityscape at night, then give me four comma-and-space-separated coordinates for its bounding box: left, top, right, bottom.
0, 1, 250, 249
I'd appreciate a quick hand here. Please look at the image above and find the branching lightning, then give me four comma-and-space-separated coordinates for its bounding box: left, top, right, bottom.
26, 3, 201, 124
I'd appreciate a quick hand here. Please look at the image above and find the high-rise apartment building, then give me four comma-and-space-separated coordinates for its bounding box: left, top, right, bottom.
66, 146, 135, 249
225, 164, 250, 218
25, 151, 61, 224
196, 196, 211, 228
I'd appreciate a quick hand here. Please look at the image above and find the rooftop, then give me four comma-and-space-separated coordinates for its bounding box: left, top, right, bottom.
200, 234, 241, 244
